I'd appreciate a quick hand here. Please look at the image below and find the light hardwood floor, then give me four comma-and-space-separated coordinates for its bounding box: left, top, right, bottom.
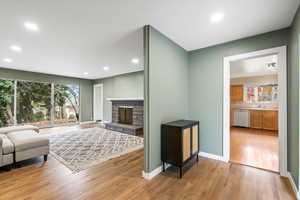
230, 127, 279, 172
0, 126, 294, 200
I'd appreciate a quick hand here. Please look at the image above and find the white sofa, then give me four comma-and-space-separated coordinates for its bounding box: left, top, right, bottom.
0, 125, 49, 169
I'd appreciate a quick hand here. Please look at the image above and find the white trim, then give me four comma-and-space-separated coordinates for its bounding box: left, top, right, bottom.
93, 84, 104, 121
142, 167, 163, 180
199, 152, 228, 162
142, 164, 171, 180
288, 172, 300, 199
223, 46, 288, 177
107, 97, 144, 101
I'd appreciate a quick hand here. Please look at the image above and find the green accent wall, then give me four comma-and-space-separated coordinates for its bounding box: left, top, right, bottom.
144, 25, 189, 172
188, 28, 290, 158
0, 67, 94, 122
93, 71, 144, 122
289, 6, 300, 188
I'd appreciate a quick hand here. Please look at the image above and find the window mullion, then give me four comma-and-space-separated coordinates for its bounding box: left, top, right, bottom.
51, 83, 54, 125
13, 80, 17, 126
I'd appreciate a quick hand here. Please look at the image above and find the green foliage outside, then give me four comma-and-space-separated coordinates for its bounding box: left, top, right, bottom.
33, 111, 45, 122
0, 80, 14, 127
68, 114, 76, 120
17, 81, 52, 123
0, 79, 80, 127
55, 84, 79, 121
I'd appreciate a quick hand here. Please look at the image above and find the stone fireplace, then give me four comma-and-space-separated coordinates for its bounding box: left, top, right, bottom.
105, 98, 143, 135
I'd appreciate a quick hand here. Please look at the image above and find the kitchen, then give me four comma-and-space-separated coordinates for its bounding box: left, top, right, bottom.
229, 55, 279, 172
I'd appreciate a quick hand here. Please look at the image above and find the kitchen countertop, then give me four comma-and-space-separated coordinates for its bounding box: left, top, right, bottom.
233, 108, 278, 111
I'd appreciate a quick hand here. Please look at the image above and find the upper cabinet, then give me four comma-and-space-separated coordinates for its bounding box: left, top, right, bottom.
230, 85, 243, 102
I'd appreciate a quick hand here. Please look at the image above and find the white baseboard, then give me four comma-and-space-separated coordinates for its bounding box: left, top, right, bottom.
288, 172, 300, 199
142, 164, 171, 180
198, 151, 228, 162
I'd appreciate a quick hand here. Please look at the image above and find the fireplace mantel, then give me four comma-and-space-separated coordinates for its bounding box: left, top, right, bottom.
107, 98, 144, 101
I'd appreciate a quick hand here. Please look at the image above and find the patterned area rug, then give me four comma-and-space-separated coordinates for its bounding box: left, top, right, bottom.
47, 128, 144, 172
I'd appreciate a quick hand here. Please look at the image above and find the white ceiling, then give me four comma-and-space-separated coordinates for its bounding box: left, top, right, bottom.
230, 55, 278, 78
0, 0, 299, 79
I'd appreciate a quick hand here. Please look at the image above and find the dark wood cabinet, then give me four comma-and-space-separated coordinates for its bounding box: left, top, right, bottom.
161, 120, 200, 178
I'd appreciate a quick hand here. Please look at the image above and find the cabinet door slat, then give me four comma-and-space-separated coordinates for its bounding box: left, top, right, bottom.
182, 128, 191, 162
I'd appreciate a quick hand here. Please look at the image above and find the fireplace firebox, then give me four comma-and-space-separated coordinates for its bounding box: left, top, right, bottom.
118, 107, 133, 125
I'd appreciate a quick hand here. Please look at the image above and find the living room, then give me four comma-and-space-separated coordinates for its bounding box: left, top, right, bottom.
1, 1, 300, 200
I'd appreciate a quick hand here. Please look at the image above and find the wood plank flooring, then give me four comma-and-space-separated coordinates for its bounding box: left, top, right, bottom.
230, 127, 279, 172
0, 126, 294, 200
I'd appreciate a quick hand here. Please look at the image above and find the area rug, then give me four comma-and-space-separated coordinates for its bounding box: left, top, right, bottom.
47, 128, 144, 172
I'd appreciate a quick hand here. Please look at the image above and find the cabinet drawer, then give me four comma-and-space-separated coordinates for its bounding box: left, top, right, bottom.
182, 128, 191, 162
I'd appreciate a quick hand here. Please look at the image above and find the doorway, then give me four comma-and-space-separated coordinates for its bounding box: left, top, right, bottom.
223, 46, 287, 176
93, 84, 103, 121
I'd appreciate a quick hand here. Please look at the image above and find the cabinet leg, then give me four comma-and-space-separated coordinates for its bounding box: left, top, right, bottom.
5, 164, 12, 171
179, 167, 182, 179
162, 162, 165, 172
197, 154, 199, 162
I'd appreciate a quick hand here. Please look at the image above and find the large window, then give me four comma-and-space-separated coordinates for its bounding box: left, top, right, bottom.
0, 79, 80, 128
0, 79, 14, 127
17, 81, 52, 126
54, 84, 79, 124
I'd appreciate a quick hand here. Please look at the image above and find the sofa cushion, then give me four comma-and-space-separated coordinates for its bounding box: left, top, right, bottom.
0, 125, 39, 134
7, 130, 49, 152
0, 134, 14, 154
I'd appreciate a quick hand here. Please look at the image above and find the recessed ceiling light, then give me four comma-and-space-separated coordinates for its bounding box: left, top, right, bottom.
83, 72, 89, 75
210, 13, 224, 23
3, 58, 12, 63
10, 45, 22, 52
103, 66, 109, 71
131, 58, 139, 64
24, 22, 39, 31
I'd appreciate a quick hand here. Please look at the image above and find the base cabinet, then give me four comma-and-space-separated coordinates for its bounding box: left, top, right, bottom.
262, 110, 278, 131
250, 110, 263, 129
250, 110, 278, 131
161, 120, 200, 178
